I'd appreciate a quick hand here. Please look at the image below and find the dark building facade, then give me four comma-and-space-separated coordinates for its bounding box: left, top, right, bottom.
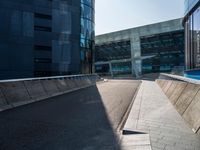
141, 30, 184, 74
95, 19, 184, 78
184, 0, 200, 78
0, 0, 95, 80
95, 41, 132, 76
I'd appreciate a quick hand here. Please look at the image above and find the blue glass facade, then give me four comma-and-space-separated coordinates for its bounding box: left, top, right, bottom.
80, 0, 95, 73
95, 41, 131, 62
95, 19, 184, 78
184, 0, 200, 71
184, 0, 199, 14
95, 40, 132, 76
141, 31, 185, 74
0, 0, 95, 80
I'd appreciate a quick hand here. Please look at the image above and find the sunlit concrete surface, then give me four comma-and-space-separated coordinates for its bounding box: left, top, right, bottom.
1, 79, 200, 150
124, 81, 200, 150
0, 80, 140, 150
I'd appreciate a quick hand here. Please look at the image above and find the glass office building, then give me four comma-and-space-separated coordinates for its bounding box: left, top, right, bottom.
184, 0, 200, 76
0, 0, 95, 80
95, 41, 132, 76
95, 19, 184, 78
141, 30, 184, 74
80, 0, 95, 74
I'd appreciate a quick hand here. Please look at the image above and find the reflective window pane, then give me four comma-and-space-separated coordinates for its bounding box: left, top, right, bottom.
193, 7, 200, 68
141, 30, 185, 74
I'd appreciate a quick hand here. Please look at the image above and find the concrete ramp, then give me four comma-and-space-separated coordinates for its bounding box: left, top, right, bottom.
156, 79, 200, 135
124, 80, 200, 150
0, 79, 142, 150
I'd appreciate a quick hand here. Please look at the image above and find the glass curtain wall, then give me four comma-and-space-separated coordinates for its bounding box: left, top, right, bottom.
185, 4, 200, 70
95, 41, 131, 62
141, 31, 185, 74
80, 0, 95, 74
95, 40, 132, 76
184, 0, 199, 15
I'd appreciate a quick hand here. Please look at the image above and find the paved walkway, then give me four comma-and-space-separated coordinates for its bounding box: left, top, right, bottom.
0, 80, 140, 150
124, 81, 200, 150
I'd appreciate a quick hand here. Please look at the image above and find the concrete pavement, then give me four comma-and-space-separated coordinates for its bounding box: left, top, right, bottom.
124, 80, 200, 150
0, 80, 140, 150
1, 79, 199, 150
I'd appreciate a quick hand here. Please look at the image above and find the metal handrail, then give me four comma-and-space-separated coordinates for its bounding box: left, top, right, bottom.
0, 74, 99, 83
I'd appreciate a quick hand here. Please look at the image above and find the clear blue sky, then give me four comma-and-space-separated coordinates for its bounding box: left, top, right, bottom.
95, 0, 184, 35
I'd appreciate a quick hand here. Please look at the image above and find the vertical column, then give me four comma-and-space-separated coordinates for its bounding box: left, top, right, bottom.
109, 62, 114, 78
130, 37, 141, 78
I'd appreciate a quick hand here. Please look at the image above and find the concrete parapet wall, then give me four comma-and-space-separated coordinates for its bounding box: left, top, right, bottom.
156, 79, 200, 134
0, 82, 31, 107
41, 80, 60, 96
66, 79, 77, 89
183, 91, 200, 132
0, 89, 8, 109
24, 80, 48, 101
175, 84, 200, 115
169, 81, 187, 105
165, 81, 177, 98
55, 79, 70, 92
163, 80, 172, 93
0, 74, 100, 112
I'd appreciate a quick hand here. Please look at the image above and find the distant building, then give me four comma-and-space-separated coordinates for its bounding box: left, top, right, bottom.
0, 0, 95, 80
184, 0, 200, 79
95, 18, 184, 77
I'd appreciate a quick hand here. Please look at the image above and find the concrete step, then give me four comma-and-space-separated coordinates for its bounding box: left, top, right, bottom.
119, 134, 152, 150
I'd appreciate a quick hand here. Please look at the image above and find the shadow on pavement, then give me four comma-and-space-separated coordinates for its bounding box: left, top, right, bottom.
0, 85, 122, 150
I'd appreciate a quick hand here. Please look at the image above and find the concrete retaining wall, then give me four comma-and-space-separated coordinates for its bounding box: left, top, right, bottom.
0, 74, 100, 112
156, 79, 200, 134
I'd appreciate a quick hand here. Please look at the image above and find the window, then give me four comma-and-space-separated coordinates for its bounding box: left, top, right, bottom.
193, 7, 200, 68
34, 45, 52, 51
95, 40, 131, 62
141, 30, 184, 74
34, 26, 52, 32
34, 58, 52, 63
34, 13, 52, 20
34, 71, 52, 77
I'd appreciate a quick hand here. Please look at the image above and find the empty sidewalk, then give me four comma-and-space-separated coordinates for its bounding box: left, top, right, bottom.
124, 80, 200, 150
